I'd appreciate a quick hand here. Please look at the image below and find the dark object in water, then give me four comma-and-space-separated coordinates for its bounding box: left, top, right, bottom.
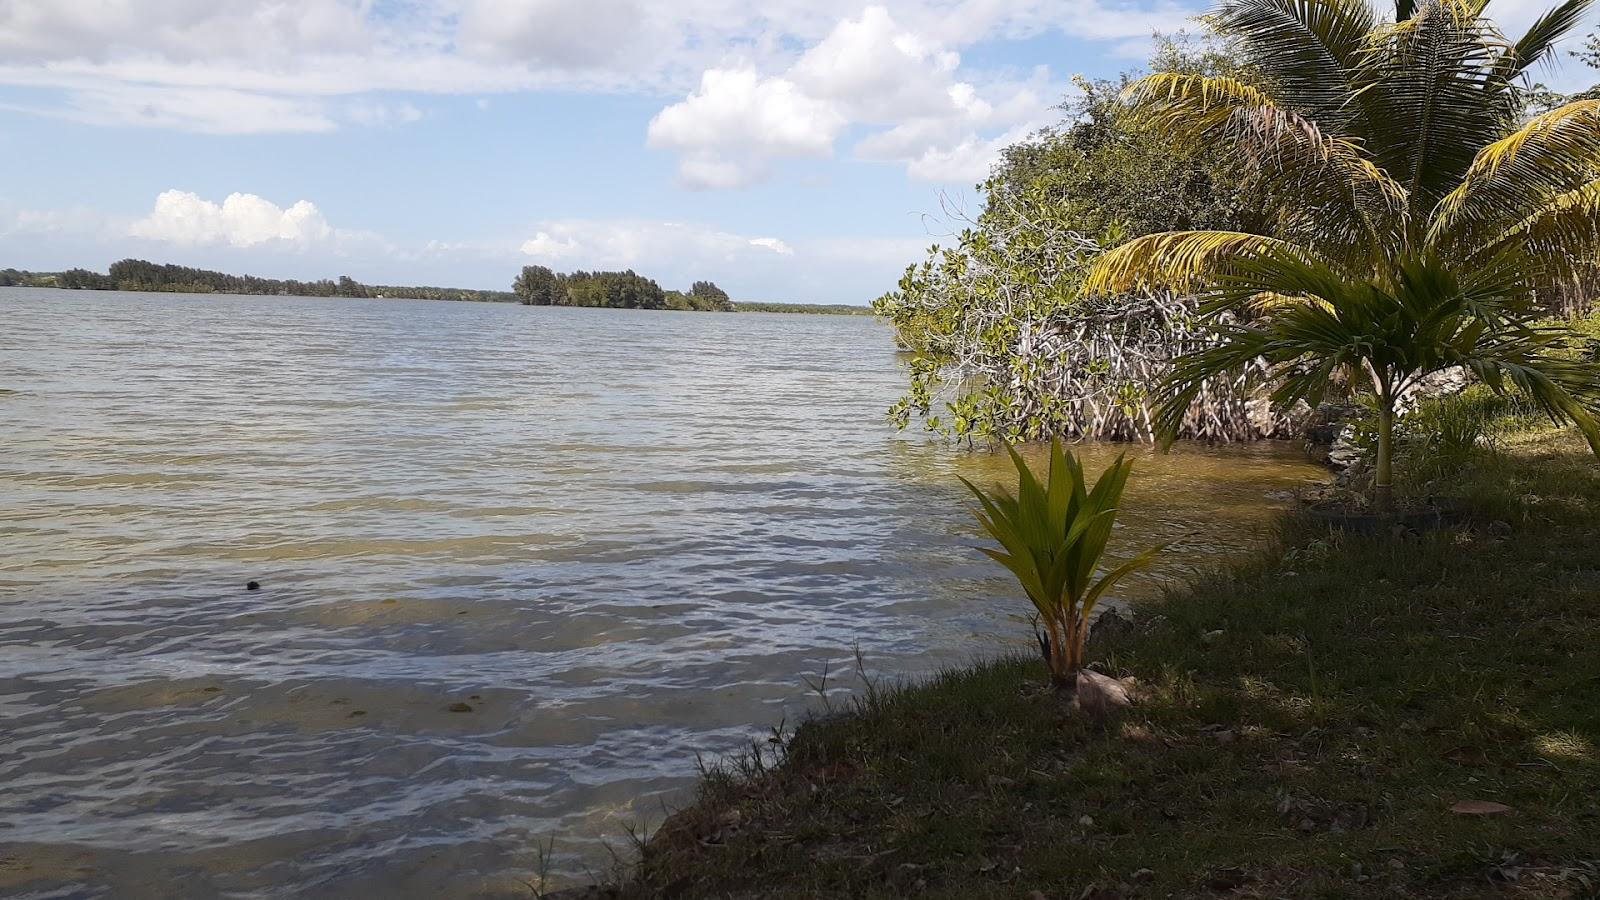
448, 702, 474, 713
246, 581, 261, 591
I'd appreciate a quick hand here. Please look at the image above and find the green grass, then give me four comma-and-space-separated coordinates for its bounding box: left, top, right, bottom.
607, 426, 1600, 899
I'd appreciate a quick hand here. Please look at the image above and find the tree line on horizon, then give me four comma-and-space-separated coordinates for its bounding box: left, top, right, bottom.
1, 260, 872, 314
2, 259, 734, 311
511, 265, 733, 311
1, 259, 523, 303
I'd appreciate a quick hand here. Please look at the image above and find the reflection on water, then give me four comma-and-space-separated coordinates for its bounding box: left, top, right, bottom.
0, 288, 1326, 897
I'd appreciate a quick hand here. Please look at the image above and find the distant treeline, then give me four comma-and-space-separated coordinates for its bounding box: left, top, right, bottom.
511, 265, 739, 311
1, 260, 521, 303
733, 301, 874, 315
2, 260, 872, 315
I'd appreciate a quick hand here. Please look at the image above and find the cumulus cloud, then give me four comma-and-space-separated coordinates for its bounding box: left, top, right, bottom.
0, 0, 1212, 136
647, 68, 848, 188
8, 0, 1582, 189
0, 0, 370, 64
648, 6, 1061, 187
519, 231, 583, 261
6, 0, 1582, 135
749, 237, 796, 255
130, 190, 335, 248
790, 6, 964, 120
901, 127, 1038, 183
517, 220, 797, 268
458, 0, 644, 66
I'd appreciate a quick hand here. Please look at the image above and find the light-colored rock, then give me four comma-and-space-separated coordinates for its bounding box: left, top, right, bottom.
1075, 669, 1135, 716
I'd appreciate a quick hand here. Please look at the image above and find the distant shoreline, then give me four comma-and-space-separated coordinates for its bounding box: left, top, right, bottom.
2, 268, 873, 316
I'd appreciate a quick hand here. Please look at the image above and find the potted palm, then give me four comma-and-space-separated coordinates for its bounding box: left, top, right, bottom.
1083, 0, 1600, 514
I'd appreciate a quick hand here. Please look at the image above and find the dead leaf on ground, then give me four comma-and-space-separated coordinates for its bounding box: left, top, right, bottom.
1450, 800, 1513, 816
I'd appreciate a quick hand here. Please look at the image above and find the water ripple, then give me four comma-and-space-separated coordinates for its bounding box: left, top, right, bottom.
0, 288, 1326, 897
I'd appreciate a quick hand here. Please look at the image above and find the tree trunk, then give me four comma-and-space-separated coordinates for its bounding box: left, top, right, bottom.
1374, 396, 1395, 516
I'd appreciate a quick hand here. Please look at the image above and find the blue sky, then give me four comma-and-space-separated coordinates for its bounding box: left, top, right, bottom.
1, 0, 1592, 304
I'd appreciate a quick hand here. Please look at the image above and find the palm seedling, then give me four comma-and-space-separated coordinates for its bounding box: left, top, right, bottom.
1083, 0, 1600, 512
961, 441, 1163, 688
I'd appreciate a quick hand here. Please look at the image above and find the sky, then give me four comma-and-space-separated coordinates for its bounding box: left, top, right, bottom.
0, 0, 1593, 304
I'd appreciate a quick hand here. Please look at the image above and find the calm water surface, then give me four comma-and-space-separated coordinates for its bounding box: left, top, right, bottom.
0, 288, 1326, 897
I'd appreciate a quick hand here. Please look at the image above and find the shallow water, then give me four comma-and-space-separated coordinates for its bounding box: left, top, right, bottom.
0, 288, 1326, 897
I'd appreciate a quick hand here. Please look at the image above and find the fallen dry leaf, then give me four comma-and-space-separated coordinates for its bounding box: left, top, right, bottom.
1450, 800, 1513, 816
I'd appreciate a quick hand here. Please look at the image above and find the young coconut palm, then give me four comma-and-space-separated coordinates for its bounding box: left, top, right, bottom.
1082, 0, 1600, 512
961, 442, 1163, 688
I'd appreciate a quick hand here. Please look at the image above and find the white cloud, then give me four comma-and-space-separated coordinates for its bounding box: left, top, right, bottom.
344, 100, 424, 128
517, 220, 799, 269
749, 237, 795, 255
648, 6, 1064, 187
15, 85, 339, 134
9, 0, 1580, 125
6, 0, 1582, 144
901, 126, 1038, 183
519, 231, 583, 261
130, 190, 335, 248
458, 0, 644, 66
647, 67, 848, 188
0, 0, 371, 64
791, 6, 963, 121
0, 202, 120, 240
0, 0, 1211, 137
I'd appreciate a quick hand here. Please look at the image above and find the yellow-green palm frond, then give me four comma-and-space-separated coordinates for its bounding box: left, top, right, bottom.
1430, 99, 1600, 250
1474, 177, 1600, 282
1081, 230, 1312, 296
1248, 291, 1337, 313
1123, 73, 1408, 258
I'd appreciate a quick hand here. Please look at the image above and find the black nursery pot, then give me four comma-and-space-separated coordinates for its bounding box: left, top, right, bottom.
1306, 498, 1468, 533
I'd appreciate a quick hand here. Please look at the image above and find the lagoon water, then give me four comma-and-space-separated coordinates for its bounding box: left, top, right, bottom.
0, 288, 1326, 897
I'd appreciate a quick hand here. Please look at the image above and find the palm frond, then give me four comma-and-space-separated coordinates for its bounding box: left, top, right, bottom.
1081, 230, 1320, 296
1473, 177, 1600, 283
1360, 0, 1521, 208
1500, 0, 1595, 79
1124, 73, 1409, 256
1216, 0, 1378, 131
1430, 99, 1600, 250
1466, 344, 1600, 452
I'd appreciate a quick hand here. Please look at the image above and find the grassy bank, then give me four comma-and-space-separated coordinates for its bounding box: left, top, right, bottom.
606, 426, 1600, 898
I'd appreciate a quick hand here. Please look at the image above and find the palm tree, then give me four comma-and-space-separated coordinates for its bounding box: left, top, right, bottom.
1083, 0, 1600, 512
961, 442, 1164, 686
